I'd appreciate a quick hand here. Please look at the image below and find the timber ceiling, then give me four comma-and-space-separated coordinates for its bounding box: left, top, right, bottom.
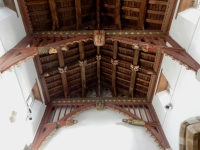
22, 0, 170, 32
27, 33, 172, 102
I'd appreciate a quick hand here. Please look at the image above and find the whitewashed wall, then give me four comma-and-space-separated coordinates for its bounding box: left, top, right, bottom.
0, 1, 46, 150
43, 109, 160, 150
152, 6, 200, 150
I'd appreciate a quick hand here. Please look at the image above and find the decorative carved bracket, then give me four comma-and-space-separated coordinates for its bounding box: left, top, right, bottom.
130, 64, 139, 72
58, 66, 67, 74
96, 55, 101, 60
79, 60, 87, 67
111, 59, 119, 65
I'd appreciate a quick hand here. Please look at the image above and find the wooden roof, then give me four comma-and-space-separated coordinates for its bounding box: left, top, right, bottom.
25, 32, 176, 103
19, 0, 177, 33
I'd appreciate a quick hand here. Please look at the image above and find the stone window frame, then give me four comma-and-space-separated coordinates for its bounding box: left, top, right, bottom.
179, 117, 200, 150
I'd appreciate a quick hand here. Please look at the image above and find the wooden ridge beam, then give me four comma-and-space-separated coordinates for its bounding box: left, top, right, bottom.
49, 0, 60, 31
57, 51, 69, 98
97, 46, 101, 97
129, 49, 140, 98
138, 0, 148, 30
78, 42, 86, 97
111, 41, 118, 97
96, 0, 100, 30
115, 0, 121, 29
75, 0, 82, 30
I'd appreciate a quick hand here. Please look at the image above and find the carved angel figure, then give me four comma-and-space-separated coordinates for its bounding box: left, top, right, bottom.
122, 119, 145, 126
96, 100, 104, 110
49, 47, 58, 54
66, 118, 78, 126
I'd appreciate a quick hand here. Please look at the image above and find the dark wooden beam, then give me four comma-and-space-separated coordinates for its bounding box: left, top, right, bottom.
75, 0, 82, 30
129, 49, 140, 98
96, 0, 100, 30
115, 0, 121, 29
57, 51, 68, 98
138, 0, 148, 30
78, 42, 86, 97
49, 0, 59, 30
96, 46, 101, 97
111, 41, 118, 96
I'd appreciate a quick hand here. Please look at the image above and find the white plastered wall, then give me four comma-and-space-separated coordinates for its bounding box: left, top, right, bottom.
43, 108, 161, 150
152, 4, 200, 150
0, 1, 46, 149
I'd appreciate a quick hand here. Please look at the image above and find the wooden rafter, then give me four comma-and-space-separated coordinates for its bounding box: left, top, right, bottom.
115, 0, 121, 29
111, 41, 118, 97
96, 0, 100, 30
97, 46, 101, 97
75, 0, 82, 30
78, 42, 86, 97
129, 49, 140, 98
57, 51, 68, 98
48, 0, 59, 30
138, 0, 148, 30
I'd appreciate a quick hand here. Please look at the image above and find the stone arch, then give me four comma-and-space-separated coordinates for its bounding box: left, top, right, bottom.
179, 116, 200, 150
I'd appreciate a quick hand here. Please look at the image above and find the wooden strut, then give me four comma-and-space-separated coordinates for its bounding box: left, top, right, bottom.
115, 0, 121, 29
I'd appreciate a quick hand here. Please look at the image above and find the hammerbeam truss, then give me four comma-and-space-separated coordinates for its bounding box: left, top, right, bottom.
1, 32, 200, 103
31, 100, 170, 150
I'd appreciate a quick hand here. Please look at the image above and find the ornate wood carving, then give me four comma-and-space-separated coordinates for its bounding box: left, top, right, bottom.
94, 30, 105, 46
